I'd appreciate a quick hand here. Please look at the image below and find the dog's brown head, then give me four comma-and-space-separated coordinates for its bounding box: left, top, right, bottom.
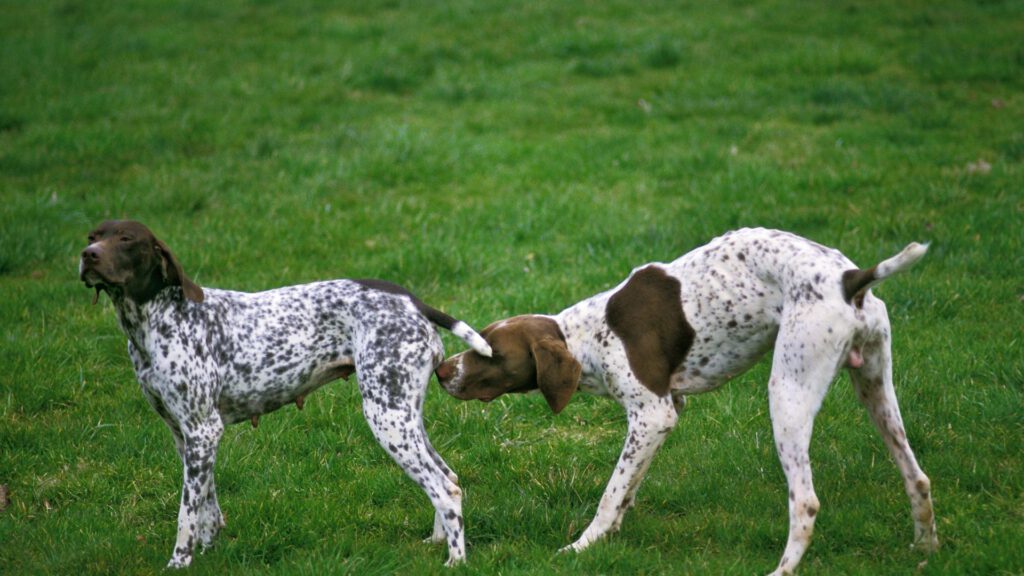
436, 315, 581, 414
79, 220, 203, 305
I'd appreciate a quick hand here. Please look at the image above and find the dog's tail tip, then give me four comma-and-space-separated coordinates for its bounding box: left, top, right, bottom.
878, 241, 929, 278
451, 321, 493, 357
842, 241, 928, 305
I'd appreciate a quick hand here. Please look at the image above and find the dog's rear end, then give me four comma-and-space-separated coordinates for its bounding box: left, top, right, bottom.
765, 240, 935, 575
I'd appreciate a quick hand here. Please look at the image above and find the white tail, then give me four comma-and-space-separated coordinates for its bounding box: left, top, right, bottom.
877, 242, 929, 279
450, 321, 493, 357
842, 242, 928, 305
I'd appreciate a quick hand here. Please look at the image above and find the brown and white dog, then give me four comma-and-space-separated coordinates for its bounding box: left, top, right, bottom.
80, 220, 492, 567
436, 228, 938, 575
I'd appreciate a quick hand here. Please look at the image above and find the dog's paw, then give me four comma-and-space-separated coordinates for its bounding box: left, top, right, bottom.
165, 555, 191, 570
912, 534, 940, 554
444, 555, 466, 568
197, 514, 224, 551
557, 542, 583, 555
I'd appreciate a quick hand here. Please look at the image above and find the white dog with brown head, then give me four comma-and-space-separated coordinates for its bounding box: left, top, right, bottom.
437, 228, 937, 575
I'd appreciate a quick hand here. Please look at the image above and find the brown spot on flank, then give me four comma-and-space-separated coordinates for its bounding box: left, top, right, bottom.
606, 266, 695, 396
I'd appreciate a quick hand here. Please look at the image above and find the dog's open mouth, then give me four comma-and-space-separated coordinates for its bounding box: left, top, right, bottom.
80, 269, 101, 287
80, 268, 113, 304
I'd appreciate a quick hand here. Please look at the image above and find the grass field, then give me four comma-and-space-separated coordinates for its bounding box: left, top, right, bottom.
2, 0, 1022, 574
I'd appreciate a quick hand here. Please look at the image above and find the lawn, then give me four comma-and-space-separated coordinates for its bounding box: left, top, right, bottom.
1, 0, 1022, 574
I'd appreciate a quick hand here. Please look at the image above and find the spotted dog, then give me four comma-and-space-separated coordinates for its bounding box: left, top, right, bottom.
79, 220, 492, 568
437, 228, 938, 575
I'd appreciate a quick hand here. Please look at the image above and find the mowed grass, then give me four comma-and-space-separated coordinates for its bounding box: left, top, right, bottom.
1, 0, 1022, 574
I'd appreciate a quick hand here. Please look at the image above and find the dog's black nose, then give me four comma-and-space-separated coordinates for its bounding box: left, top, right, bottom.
81, 246, 101, 263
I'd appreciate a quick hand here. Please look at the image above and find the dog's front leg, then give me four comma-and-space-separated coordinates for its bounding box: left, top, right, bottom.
166, 414, 224, 569
198, 473, 225, 552
160, 417, 224, 555
562, 392, 677, 553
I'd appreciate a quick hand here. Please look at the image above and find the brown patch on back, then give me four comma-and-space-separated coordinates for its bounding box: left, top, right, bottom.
606, 266, 694, 396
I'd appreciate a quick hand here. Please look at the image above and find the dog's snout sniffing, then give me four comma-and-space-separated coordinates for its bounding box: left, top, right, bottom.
435, 361, 453, 383
435, 355, 467, 396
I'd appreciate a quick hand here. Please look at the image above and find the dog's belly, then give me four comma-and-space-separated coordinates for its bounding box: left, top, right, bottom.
670, 347, 768, 394
668, 257, 783, 394
671, 313, 778, 395
217, 357, 355, 424
671, 342, 773, 393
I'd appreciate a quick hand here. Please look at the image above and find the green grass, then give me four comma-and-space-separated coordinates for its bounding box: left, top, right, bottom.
2, 0, 1022, 574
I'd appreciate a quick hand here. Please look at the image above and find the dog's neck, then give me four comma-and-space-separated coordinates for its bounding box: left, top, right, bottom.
108, 291, 149, 360
109, 287, 183, 364
556, 293, 615, 389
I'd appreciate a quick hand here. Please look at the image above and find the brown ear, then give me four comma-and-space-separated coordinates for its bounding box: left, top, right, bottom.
155, 239, 204, 303
532, 337, 581, 414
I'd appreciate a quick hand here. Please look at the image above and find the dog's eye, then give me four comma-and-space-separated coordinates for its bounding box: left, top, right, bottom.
87, 234, 96, 243
120, 235, 132, 242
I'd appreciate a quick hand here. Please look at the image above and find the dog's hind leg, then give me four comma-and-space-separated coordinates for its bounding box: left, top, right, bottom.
848, 309, 938, 554
420, 417, 460, 546
358, 368, 466, 566
766, 309, 848, 576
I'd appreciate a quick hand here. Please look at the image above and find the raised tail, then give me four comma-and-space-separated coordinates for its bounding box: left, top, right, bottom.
355, 278, 493, 357
841, 242, 928, 307
439, 316, 494, 358
412, 302, 493, 357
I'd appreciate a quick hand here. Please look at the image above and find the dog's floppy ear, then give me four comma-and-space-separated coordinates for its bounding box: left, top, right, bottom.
531, 337, 581, 414
155, 238, 204, 303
